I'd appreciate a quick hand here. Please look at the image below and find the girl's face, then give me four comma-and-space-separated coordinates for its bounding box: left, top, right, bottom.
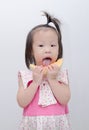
32, 28, 59, 66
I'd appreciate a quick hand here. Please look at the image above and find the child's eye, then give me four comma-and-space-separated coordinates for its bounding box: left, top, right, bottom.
51, 44, 56, 47
38, 44, 44, 47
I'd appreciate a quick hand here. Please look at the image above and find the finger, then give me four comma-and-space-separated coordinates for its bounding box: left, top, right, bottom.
42, 67, 48, 75
34, 66, 43, 73
51, 64, 60, 71
18, 72, 21, 80
18, 72, 24, 87
48, 65, 54, 71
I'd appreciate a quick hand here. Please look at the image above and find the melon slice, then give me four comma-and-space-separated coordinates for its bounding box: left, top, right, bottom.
53, 58, 63, 67
30, 64, 35, 70
29, 58, 63, 73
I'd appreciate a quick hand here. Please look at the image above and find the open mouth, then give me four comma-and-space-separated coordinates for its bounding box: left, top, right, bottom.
42, 57, 52, 66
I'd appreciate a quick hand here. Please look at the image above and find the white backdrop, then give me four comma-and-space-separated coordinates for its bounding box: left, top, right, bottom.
0, 0, 89, 130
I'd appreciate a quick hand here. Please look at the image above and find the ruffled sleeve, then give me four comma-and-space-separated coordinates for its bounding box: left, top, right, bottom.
57, 68, 69, 85
19, 70, 33, 88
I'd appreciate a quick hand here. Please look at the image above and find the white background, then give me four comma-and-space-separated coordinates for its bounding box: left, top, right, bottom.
0, 0, 89, 130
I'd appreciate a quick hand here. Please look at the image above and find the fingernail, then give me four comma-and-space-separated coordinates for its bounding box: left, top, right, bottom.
18, 72, 21, 77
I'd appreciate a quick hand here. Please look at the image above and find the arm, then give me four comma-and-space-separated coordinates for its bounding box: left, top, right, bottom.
47, 65, 71, 105
48, 79, 71, 105
17, 67, 44, 108
17, 78, 38, 108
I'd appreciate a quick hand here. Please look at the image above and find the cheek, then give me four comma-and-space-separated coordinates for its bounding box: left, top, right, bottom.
33, 50, 42, 59
54, 48, 59, 55
33, 47, 41, 53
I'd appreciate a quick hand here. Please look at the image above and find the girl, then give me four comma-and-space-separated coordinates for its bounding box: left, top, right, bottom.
17, 12, 71, 130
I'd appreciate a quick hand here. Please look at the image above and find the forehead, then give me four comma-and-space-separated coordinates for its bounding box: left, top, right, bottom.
32, 27, 58, 42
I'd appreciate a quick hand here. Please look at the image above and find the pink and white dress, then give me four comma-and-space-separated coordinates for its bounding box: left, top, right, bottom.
18, 68, 71, 130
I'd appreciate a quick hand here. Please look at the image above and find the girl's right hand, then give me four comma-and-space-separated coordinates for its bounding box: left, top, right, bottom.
32, 66, 44, 86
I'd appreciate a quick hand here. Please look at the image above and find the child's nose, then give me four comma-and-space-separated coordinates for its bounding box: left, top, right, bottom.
45, 46, 51, 53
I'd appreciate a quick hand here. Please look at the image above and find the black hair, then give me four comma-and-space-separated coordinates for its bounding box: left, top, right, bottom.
25, 11, 63, 69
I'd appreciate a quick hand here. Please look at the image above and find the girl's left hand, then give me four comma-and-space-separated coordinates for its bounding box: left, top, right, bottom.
46, 64, 60, 81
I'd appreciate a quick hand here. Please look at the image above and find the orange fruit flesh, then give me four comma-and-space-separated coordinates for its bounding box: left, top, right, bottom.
29, 58, 63, 74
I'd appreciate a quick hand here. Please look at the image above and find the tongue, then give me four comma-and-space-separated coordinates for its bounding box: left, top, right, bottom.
42, 59, 51, 66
